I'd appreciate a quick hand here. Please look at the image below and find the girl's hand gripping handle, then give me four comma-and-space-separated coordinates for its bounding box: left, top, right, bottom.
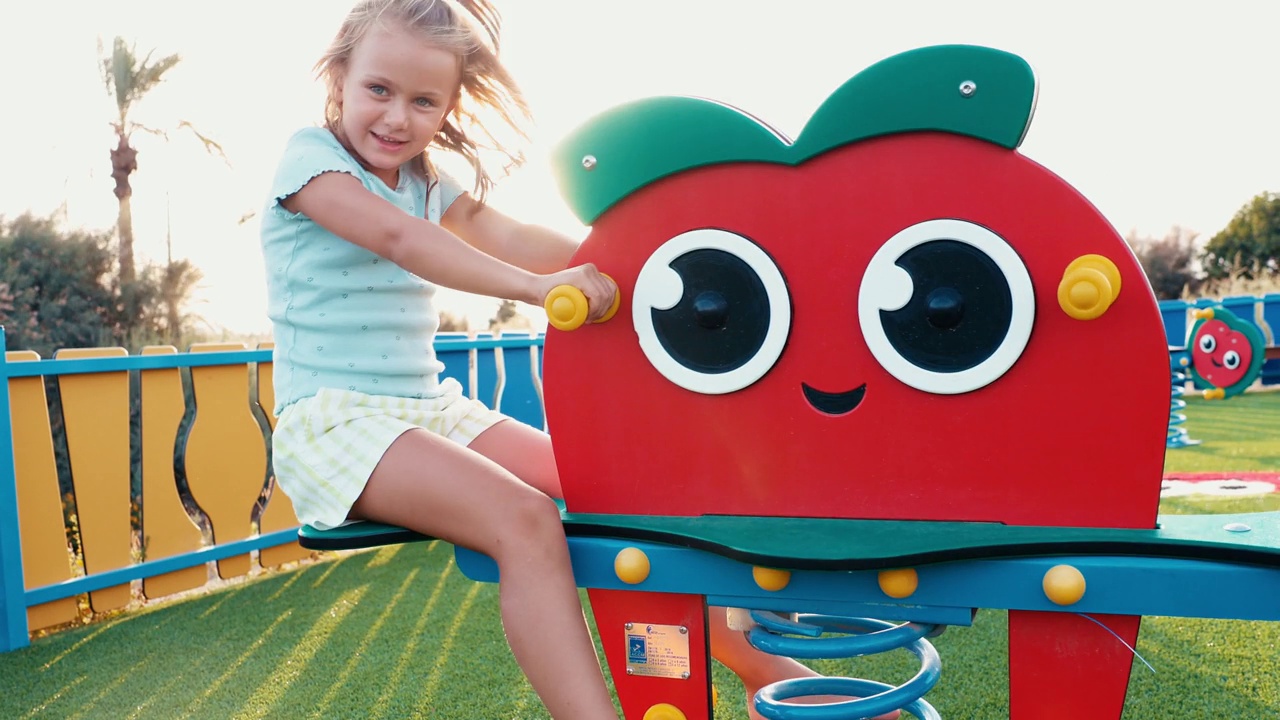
545, 273, 620, 331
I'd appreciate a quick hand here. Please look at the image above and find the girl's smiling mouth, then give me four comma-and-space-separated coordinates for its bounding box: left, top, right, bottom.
372, 132, 406, 149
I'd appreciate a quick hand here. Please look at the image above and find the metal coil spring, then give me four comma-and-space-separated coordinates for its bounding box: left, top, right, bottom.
746, 611, 942, 719
1167, 368, 1201, 448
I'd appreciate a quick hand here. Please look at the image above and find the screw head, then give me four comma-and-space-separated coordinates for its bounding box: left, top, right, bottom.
679, 626, 688, 634
582, 154, 597, 170
625, 622, 633, 630
681, 671, 690, 680
959, 80, 977, 97
626, 667, 634, 675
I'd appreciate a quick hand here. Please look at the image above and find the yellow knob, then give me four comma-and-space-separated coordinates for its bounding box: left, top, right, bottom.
752, 566, 791, 592
1192, 308, 1215, 320
544, 274, 621, 331
643, 703, 688, 720
614, 547, 650, 584
878, 568, 919, 599
1058, 254, 1121, 320
546, 286, 589, 331
1203, 387, 1225, 400
1043, 564, 1086, 605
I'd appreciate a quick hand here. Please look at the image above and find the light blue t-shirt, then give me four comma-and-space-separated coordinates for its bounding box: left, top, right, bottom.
261, 127, 465, 412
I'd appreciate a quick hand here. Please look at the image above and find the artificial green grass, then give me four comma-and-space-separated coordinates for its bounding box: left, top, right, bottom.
3, 395, 1280, 719
1166, 392, 1280, 473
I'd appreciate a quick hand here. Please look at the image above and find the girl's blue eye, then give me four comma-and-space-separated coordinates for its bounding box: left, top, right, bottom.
369, 85, 387, 95
415, 98, 433, 107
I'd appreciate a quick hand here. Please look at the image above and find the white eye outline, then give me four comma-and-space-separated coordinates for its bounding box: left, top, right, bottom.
1199, 333, 1216, 353
632, 228, 791, 394
857, 219, 1035, 395
1223, 349, 1241, 370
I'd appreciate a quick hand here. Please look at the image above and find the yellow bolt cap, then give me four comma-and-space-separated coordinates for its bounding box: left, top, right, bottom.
1043, 564, 1086, 605
878, 568, 919, 599
643, 704, 688, 720
614, 547, 650, 584
752, 566, 791, 592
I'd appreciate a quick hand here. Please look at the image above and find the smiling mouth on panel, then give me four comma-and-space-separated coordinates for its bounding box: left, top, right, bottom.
801, 383, 867, 415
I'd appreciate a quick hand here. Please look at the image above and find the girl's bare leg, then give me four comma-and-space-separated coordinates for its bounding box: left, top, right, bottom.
349, 423, 617, 720
463, 423, 898, 720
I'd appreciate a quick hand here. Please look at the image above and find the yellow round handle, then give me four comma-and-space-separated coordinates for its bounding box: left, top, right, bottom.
545, 286, 588, 331
544, 273, 620, 331
1058, 254, 1121, 320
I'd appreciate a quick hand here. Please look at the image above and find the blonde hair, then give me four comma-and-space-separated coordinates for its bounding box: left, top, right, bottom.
316, 0, 531, 204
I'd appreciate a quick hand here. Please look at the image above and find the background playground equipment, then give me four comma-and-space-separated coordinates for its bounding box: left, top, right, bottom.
1160, 294, 1280, 388
1167, 305, 1266, 448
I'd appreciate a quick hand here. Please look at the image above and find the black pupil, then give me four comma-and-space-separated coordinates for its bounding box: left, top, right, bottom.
879, 239, 1015, 373
693, 291, 730, 328
652, 248, 771, 374
926, 287, 965, 329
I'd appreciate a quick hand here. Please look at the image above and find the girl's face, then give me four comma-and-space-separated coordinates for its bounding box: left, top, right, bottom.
337, 25, 460, 187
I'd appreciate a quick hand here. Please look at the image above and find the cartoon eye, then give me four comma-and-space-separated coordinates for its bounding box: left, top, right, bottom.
1199, 334, 1216, 353
632, 228, 790, 394
858, 219, 1034, 394
1223, 350, 1241, 369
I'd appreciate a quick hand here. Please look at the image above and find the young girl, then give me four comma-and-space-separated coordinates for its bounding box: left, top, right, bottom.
261, 1, 896, 718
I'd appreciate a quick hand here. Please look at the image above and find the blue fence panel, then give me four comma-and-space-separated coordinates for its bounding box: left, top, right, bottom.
498, 337, 546, 430
472, 332, 501, 408
436, 332, 472, 390
1221, 296, 1265, 336
1159, 300, 1189, 348
1261, 294, 1280, 386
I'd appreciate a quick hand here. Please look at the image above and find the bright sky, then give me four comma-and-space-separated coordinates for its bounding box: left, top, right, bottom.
2, 0, 1277, 336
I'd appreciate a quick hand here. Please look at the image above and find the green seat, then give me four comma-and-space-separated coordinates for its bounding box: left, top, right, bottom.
297, 521, 434, 550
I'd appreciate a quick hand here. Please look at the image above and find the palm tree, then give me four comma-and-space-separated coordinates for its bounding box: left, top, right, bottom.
99, 36, 224, 285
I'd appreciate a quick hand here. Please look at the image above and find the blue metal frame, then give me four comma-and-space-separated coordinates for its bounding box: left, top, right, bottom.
0, 327, 545, 652
0, 331, 28, 652
24, 529, 298, 606
456, 534, 1280, 625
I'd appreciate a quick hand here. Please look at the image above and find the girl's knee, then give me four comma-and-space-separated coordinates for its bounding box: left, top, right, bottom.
503, 489, 565, 542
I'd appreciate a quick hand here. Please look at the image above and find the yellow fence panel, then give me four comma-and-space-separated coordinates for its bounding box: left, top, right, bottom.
8, 351, 80, 631
255, 344, 309, 568
139, 347, 206, 599
55, 348, 132, 613
185, 344, 267, 579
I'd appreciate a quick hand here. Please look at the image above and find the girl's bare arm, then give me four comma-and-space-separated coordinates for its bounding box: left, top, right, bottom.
442, 193, 581, 274
282, 172, 613, 317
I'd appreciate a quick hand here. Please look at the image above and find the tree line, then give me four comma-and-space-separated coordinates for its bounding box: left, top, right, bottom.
1130, 191, 1280, 300
0, 38, 222, 355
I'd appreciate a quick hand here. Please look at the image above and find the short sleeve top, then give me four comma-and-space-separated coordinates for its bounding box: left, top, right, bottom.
260, 127, 465, 412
